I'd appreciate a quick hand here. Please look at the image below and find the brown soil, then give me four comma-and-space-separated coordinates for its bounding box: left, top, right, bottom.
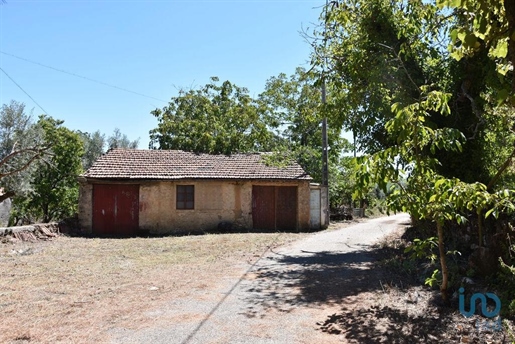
315, 227, 515, 344
2, 221, 514, 343
0, 231, 307, 343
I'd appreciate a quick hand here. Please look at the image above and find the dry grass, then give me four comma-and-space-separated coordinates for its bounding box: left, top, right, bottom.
0, 232, 307, 343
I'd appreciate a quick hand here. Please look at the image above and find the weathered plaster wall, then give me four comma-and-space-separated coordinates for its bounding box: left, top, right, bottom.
78, 179, 93, 234
298, 181, 311, 231
139, 180, 248, 234
80, 179, 312, 234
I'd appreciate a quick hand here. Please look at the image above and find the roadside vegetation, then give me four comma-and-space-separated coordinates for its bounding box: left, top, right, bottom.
307, 0, 515, 327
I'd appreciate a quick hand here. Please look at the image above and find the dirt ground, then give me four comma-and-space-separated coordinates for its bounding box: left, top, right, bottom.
315, 227, 515, 344
0, 231, 307, 343
2, 219, 514, 343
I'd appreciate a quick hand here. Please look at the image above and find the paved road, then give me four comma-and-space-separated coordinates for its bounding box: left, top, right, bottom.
112, 213, 411, 344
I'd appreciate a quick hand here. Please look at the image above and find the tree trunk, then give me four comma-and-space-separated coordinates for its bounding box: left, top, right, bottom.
437, 220, 449, 305
0, 191, 15, 203
477, 208, 483, 247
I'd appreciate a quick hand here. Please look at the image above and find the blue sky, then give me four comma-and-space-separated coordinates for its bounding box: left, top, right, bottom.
0, 0, 323, 148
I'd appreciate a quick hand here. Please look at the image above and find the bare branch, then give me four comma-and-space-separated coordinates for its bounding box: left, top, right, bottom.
10, 141, 18, 154
0, 145, 52, 179
376, 43, 420, 93
487, 145, 515, 191
0, 191, 14, 203
460, 82, 485, 140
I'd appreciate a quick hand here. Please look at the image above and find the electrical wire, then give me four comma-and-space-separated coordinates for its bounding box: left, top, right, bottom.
0, 66, 49, 115
0, 50, 168, 103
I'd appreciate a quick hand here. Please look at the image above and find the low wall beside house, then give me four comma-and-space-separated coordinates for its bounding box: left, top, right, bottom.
0, 223, 59, 241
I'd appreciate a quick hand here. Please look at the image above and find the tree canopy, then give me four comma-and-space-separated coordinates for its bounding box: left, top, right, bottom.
259, 67, 352, 205
80, 128, 139, 170
15, 116, 84, 223
309, 0, 515, 302
0, 101, 51, 203
149, 77, 277, 155
107, 128, 139, 150
148, 70, 353, 207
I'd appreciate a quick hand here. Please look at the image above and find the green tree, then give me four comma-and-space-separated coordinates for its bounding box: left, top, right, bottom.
259, 68, 340, 175
437, 0, 515, 188
314, 0, 515, 303
79, 130, 106, 170
149, 77, 276, 154
313, 0, 515, 202
329, 155, 358, 208
258, 67, 352, 205
311, 0, 506, 184
311, 0, 446, 154
0, 101, 51, 203
11, 116, 83, 223
107, 128, 139, 150
80, 128, 139, 170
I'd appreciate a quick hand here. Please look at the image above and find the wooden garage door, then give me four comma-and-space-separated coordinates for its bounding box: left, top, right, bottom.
252, 186, 276, 230
276, 186, 297, 230
92, 184, 139, 236
252, 186, 297, 231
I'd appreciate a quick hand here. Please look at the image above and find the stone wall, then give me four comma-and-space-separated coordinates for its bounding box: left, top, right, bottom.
0, 198, 11, 227
0, 222, 59, 241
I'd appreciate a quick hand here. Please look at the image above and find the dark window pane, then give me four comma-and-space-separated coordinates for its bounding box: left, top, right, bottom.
177, 185, 194, 209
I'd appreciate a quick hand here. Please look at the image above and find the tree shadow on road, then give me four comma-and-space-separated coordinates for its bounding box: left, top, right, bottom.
241, 247, 504, 343
243, 248, 412, 311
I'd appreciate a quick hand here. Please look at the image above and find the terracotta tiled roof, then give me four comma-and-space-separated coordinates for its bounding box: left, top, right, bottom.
82, 149, 312, 180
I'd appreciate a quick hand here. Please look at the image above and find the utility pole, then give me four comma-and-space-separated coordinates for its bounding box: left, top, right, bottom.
321, 84, 329, 187
321, 0, 329, 228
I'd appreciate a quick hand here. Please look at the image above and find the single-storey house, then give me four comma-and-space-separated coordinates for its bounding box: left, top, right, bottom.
78, 149, 328, 236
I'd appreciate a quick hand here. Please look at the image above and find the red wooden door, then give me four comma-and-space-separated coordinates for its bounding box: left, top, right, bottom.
92, 184, 139, 236
276, 186, 297, 230
252, 186, 297, 231
252, 186, 275, 230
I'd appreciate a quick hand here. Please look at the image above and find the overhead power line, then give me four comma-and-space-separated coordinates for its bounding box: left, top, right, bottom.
0, 50, 168, 103
0, 66, 49, 115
